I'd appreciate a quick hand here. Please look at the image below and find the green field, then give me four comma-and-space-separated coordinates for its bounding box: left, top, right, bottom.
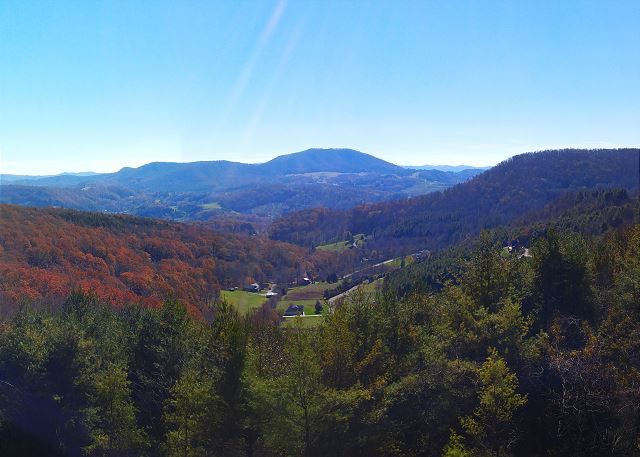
220, 290, 267, 314
359, 278, 384, 295
279, 282, 328, 321
315, 234, 366, 252
284, 282, 329, 300
315, 240, 353, 252
282, 315, 324, 328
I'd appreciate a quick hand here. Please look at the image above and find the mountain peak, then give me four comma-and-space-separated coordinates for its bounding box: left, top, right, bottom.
261, 148, 403, 174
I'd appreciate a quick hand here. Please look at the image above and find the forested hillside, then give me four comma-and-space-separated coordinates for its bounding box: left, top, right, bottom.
270, 149, 639, 256
0, 205, 355, 313
385, 188, 640, 298
1, 219, 638, 456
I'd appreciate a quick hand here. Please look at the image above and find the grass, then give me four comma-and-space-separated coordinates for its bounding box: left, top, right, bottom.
358, 278, 384, 295
315, 240, 352, 252
200, 202, 221, 210
281, 315, 324, 328
284, 282, 329, 301
316, 234, 366, 252
220, 290, 267, 314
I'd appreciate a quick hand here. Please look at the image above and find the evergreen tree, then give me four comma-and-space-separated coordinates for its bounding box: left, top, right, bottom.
461, 349, 527, 457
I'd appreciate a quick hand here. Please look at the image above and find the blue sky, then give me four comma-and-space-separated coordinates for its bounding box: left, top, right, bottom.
1, 0, 639, 174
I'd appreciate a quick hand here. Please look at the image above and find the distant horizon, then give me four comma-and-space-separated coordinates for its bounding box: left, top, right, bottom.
3, 144, 639, 176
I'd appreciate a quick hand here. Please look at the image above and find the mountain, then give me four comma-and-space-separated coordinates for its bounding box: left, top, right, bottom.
260, 148, 404, 175
4, 148, 404, 192
1, 148, 482, 220
0, 171, 98, 184
269, 149, 639, 257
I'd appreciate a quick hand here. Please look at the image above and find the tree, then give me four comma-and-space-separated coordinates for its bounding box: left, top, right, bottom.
83, 361, 146, 456
461, 349, 527, 457
129, 299, 189, 453
443, 431, 471, 457
287, 318, 322, 455
164, 367, 220, 457
462, 231, 511, 312
532, 229, 594, 327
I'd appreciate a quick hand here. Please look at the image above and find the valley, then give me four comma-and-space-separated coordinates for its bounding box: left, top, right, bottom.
1, 147, 639, 456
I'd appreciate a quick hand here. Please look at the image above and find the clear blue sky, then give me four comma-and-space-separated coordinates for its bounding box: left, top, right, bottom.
1, 0, 639, 174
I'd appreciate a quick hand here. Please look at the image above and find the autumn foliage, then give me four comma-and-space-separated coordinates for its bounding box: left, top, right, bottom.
0, 205, 318, 312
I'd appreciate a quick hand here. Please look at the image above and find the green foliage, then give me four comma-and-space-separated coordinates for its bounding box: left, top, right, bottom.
1, 222, 640, 456
82, 361, 146, 456
164, 367, 220, 457
532, 229, 595, 326
460, 349, 527, 456
443, 431, 471, 457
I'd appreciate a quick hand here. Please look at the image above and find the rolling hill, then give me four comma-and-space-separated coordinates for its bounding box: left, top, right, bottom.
0, 204, 358, 313
269, 149, 640, 257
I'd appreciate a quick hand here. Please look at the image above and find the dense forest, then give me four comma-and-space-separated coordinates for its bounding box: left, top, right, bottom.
386, 188, 640, 298
0, 205, 358, 313
270, 149, 639, 256
1, 218, 638, 456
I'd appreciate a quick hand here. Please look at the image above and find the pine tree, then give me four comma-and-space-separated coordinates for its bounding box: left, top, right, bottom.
461, 349, 527, 457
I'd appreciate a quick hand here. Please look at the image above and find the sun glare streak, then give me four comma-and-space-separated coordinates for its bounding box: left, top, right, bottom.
240, 18, 304, 150
222, 0, 287, 123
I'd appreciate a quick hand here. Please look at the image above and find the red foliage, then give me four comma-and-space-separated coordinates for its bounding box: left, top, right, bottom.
0, 205, 318, 311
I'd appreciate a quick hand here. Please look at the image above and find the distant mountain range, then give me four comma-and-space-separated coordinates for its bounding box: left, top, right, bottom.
0, 171, 99, 183
0, 148, 484, 220
2, 149, 417, 190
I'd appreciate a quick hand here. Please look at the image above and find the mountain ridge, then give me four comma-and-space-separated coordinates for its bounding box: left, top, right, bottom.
1, 148, 484, 219
269, 148, 640, 257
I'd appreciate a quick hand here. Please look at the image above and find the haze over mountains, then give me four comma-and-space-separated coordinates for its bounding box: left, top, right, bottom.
0, 148, 483, 220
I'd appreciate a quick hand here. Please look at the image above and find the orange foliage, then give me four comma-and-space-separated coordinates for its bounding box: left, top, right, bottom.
0, 205, 317, 311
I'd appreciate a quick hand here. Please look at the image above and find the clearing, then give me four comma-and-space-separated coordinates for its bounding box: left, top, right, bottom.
315, 234, 366, 252
220, 290, 267, 314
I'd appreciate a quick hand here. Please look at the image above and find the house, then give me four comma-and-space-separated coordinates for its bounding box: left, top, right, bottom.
298, 277, 312, 286
283, 304, 304, 317
243, 283, 260, 292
